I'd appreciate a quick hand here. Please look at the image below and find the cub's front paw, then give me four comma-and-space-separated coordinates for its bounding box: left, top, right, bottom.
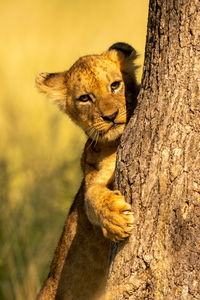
100, 191, 134, 242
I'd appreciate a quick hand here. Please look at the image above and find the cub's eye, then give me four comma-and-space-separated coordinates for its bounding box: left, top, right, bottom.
78, 94, 91, 102
110, 81, 121, 93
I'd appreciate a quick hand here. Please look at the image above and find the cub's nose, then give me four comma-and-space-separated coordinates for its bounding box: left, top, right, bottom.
101, 110, 119, 122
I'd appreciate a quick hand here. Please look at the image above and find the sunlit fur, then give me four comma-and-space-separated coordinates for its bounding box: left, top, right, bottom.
36, 44, 139, 299
35, 48, 138, 143
35, 43, 139, 244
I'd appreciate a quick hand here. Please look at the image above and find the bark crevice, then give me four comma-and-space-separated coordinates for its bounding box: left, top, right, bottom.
106, 0, 200, 298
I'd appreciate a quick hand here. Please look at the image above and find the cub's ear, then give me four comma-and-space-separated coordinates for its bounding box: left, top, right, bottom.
108, 42, 137, 60
35, 71, 67, 111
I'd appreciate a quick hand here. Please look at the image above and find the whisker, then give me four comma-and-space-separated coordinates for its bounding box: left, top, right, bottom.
87, 127, 95, 139
87, 136, 94, 149
94, 131, 99, 147
86, 126, 99, 149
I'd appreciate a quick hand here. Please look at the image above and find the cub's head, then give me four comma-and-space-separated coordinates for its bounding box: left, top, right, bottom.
35, 42, 139, 142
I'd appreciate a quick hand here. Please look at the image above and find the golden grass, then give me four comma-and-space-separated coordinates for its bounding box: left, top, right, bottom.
0, 0, 148, 298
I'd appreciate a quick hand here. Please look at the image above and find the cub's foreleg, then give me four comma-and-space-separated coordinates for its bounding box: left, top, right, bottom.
84, 142, 134, 242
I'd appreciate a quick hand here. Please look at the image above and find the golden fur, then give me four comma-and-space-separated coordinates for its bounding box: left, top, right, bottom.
36, 43, 139, 299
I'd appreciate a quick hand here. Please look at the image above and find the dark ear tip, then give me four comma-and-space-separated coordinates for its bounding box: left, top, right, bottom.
109, 42, 137, 58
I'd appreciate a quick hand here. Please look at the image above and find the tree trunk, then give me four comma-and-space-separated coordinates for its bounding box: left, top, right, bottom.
106, 0, 200, 299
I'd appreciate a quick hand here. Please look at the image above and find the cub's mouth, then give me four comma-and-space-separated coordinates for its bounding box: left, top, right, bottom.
110, 122, 125, 129
97, 122, 126, 141
87, 119, 126, 142
101, 122, 125, 133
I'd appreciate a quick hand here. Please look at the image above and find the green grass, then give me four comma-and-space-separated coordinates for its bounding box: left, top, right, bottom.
0, 0, 148, 298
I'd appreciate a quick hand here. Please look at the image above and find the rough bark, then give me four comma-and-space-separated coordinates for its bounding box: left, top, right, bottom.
106, 0, 200, 299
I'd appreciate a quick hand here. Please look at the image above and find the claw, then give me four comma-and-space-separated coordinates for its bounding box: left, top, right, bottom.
123, 210, 133, 215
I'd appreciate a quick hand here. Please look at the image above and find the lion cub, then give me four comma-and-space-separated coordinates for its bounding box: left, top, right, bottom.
36, 42, 138, 242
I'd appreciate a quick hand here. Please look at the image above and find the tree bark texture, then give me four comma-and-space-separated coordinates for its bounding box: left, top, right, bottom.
106, 0, 200, 299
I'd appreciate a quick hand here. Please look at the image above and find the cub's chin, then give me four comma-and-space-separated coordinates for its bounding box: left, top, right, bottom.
100, 123, 126, 142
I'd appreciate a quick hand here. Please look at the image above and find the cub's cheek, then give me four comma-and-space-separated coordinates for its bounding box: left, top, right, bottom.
72, 114, 93, 133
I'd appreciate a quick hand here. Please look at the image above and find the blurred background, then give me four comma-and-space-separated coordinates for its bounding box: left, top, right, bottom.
0, 0, 148, 299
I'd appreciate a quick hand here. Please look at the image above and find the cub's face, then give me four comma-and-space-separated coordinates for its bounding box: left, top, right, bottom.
36, 44, 138, 142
